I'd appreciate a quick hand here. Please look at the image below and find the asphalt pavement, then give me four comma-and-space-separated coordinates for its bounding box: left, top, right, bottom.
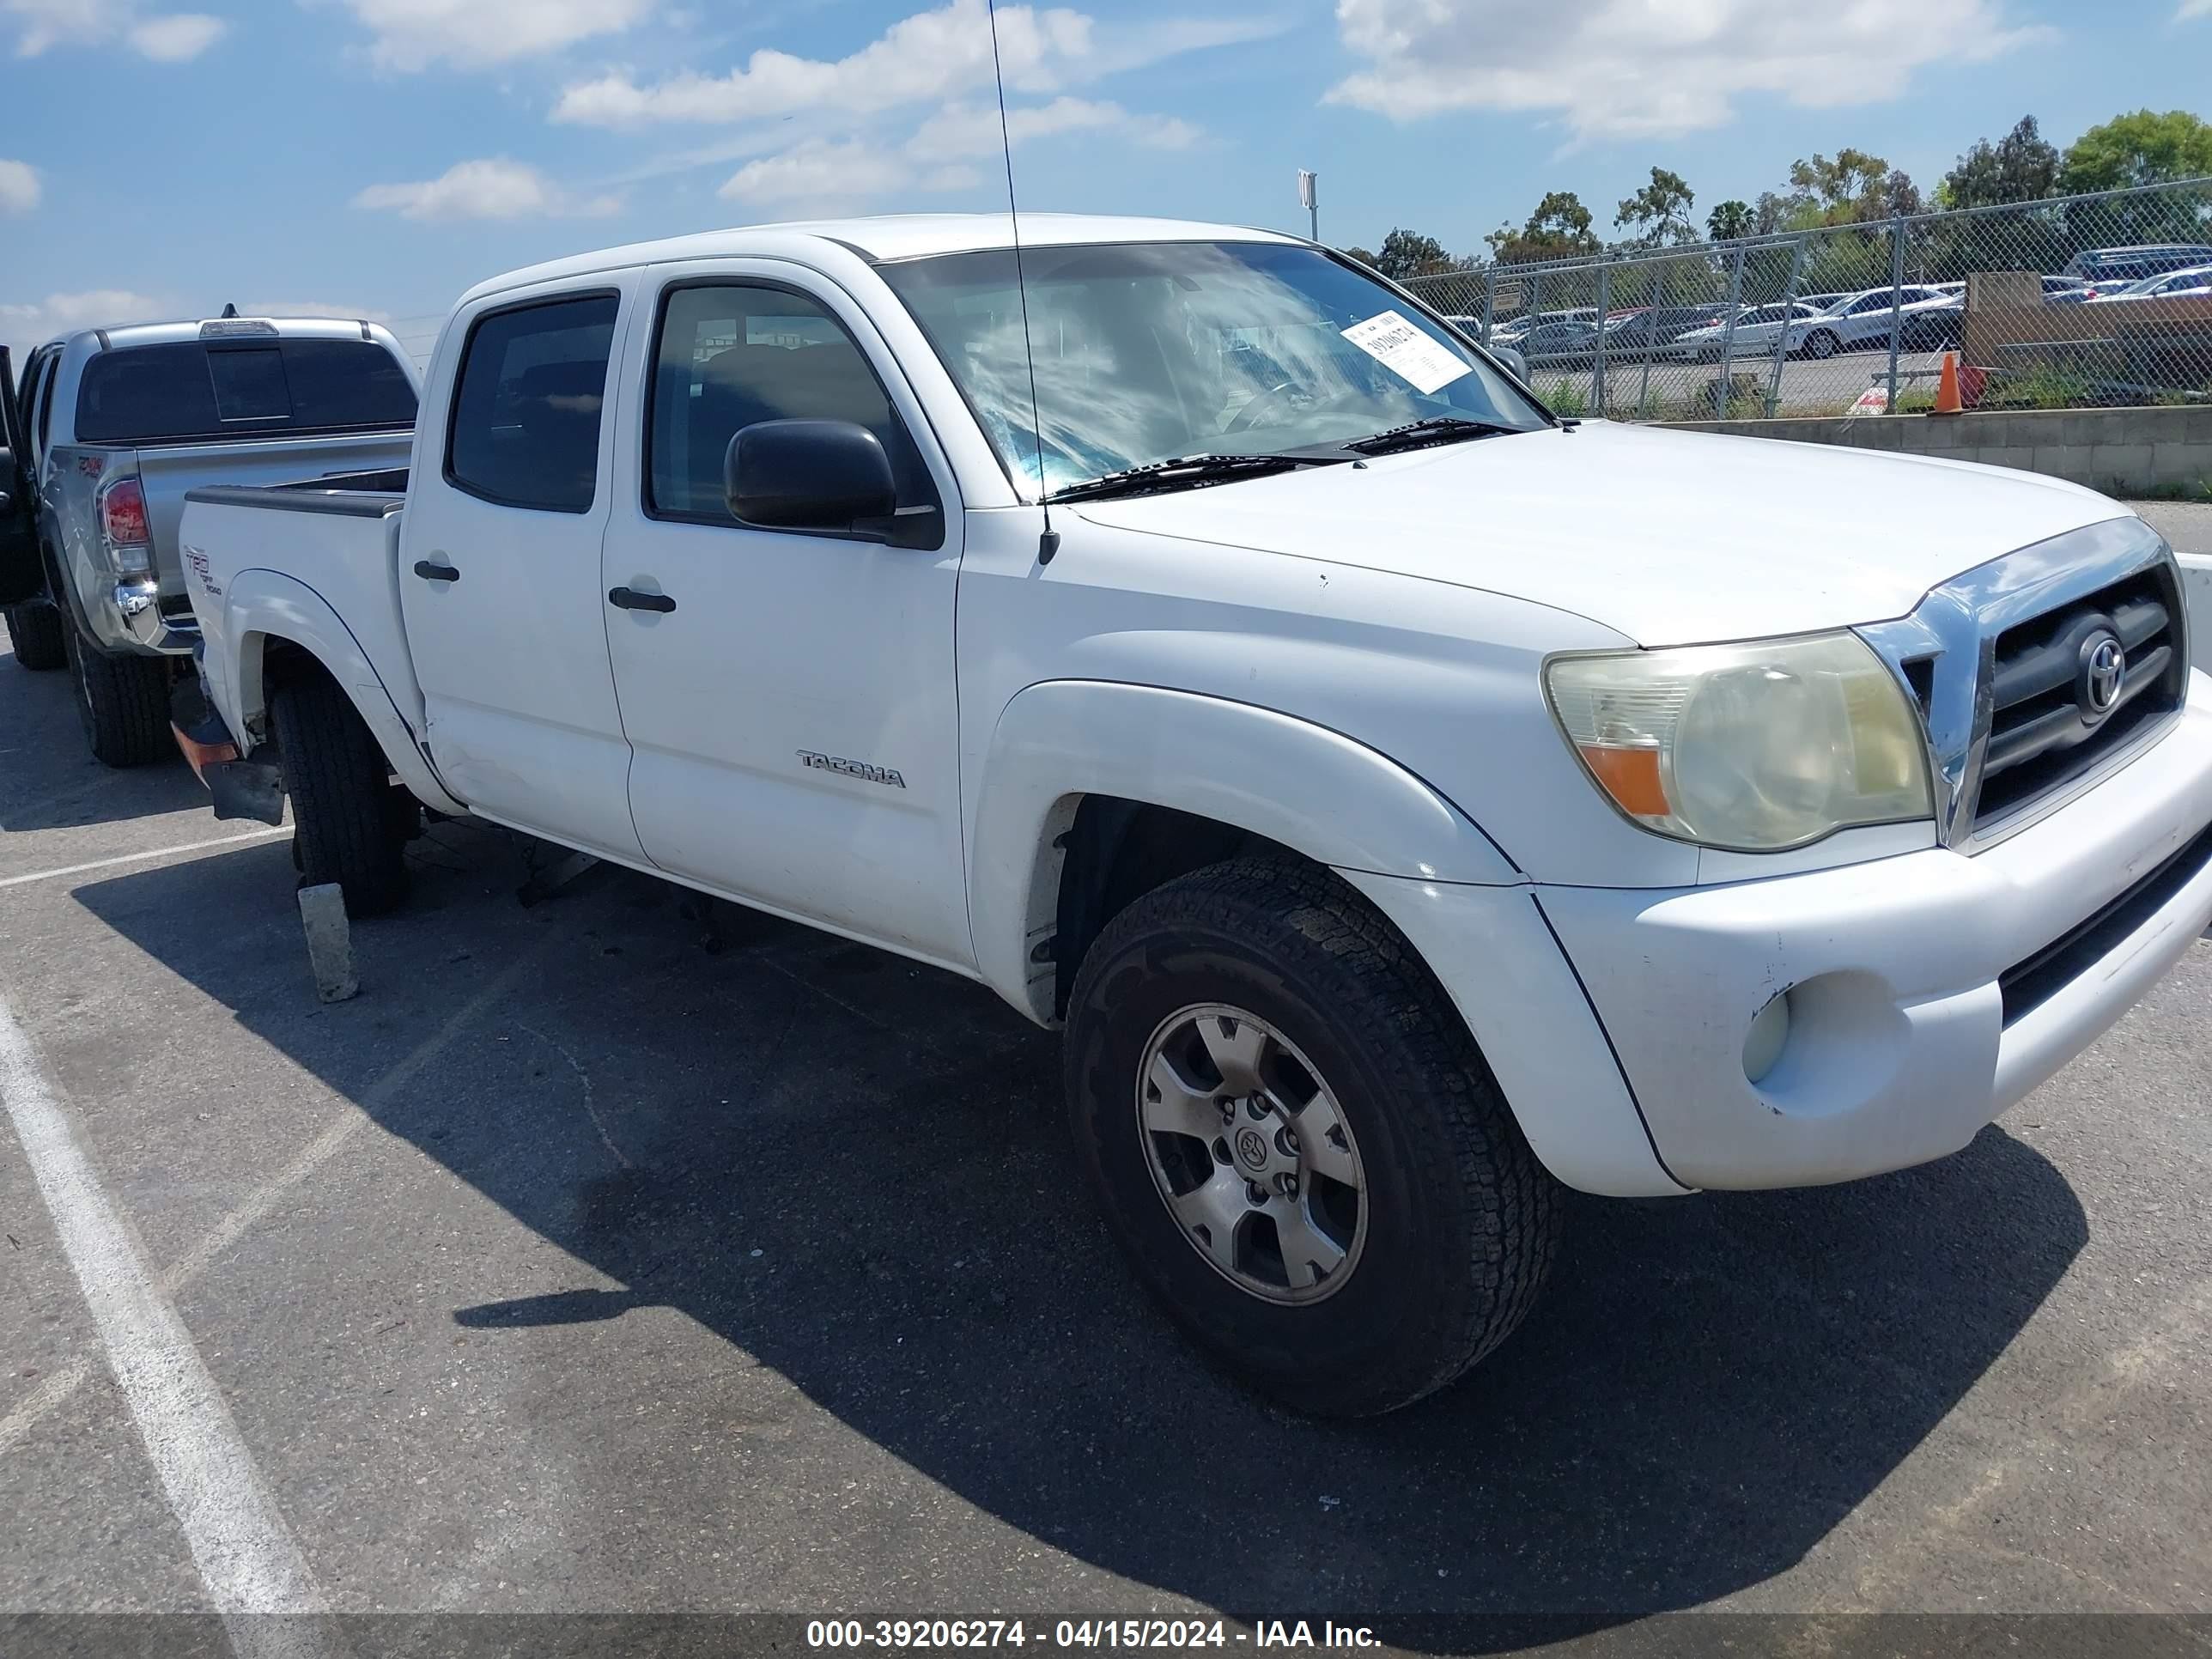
2140, 499, 2212, 555
0, 587, 2208, 1656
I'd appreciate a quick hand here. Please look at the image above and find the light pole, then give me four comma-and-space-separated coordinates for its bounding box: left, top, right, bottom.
1297, 169, 1317, 243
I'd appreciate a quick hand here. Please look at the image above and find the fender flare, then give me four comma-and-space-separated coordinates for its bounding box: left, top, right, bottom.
220, 567, 466, 817
967, 679, 1521, 1019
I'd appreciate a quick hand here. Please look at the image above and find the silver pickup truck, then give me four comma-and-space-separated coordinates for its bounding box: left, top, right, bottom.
2, 317, 418, 764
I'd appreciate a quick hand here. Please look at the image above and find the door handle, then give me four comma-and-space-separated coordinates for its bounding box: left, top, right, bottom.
413, 559, 460, 582
607, 586, 676, 614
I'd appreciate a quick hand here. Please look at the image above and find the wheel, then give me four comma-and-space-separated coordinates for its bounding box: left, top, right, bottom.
1804, 330, 1839, 360
1064, 855, 1560, 1417
3, 600, 66, 671
61, 621, 173, 766
270, 672, 411, 916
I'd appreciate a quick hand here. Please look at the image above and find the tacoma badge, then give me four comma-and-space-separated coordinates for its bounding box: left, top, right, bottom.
798, 750, 907, 789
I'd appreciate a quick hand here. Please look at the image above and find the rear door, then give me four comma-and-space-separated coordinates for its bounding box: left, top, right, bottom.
0, 348, 40, 604
396, 279, 646, 862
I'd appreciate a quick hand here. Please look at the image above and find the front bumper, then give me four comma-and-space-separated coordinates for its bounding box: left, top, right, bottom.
1535, 677, 2212, 1190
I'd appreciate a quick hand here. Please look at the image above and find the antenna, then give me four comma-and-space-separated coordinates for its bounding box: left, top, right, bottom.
984, 0, 1058, 566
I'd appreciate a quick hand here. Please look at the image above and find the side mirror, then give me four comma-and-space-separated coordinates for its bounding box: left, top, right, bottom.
726, 418, 897, 539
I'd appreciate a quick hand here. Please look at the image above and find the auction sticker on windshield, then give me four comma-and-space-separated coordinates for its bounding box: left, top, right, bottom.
1340, 310, 1471, 396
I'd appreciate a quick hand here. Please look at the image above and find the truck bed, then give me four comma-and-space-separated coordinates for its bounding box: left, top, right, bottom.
178, 476, 422, 755
55, 428, 416, 612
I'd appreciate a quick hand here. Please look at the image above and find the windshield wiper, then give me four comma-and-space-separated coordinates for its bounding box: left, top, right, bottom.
1044, 451, 1353, 505
1340, 416, 1526, 457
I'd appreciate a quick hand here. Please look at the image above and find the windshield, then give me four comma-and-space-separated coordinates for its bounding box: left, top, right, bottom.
877, 240, 1547, 497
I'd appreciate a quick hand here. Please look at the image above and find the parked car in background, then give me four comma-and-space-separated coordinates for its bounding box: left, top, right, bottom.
1438, 319, 1526, 381
1491, 307, 1597, 347
2063, 244, 2212, 288
5, 317, 418, 764
174, 213, 2212, 1416
1597, 303, 1734, 356
1668, 301, 1826, 361
1896, 289, 1969, 350
1796, 286, 1954, 356
1897, 275, 2103, 348
2086, 264, 2212, 305
1517, 319, 1604, 366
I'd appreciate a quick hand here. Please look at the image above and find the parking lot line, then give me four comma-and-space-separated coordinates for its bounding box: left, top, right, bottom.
0, 999, 337, 1656
0, 826, 289, 890
0, 939, 560, 1468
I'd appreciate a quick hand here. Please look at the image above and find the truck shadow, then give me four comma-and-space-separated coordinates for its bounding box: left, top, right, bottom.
71, 826, 2087, 1644
0, 648, 197, 831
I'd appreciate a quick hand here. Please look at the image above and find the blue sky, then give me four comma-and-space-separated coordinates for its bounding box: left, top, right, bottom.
3, 0, 2210, 362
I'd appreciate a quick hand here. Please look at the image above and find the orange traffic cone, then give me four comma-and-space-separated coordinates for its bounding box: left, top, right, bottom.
1932, 350, 1963, 416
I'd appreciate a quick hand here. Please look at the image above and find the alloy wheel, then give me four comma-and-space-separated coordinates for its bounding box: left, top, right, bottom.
1134, 1003, 1369, 1305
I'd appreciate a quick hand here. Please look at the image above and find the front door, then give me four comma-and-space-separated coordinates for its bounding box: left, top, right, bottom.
0, 347, 40, 605
398, 283, 645, 862
599, 264, 971, 969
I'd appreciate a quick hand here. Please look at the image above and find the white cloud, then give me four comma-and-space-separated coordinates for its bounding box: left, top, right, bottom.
340, 0, 653, 71
5, 0, 107, 56
0, 158, 39, 213
713, 139, 983, 212
556, 0, 1269, 127
2, 289, 168, 362
126, 11, 222, 58
909, 96, 1197, 161
718, 139, 923, 210
352, 158, 621, 222
1327, 0, 2051, 142
719, 96, 1198, 215
558, 0, 1083, 127
7, 1, 227, 59
2180, 0, 2211, 18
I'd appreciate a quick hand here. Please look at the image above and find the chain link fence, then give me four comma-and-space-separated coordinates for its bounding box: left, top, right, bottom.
1403, 178, 2212, 422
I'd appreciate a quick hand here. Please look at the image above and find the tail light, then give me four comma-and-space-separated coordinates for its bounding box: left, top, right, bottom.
100, 477, 150, 548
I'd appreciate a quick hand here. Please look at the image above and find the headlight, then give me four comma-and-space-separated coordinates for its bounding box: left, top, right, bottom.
1544, 631, 1932, 851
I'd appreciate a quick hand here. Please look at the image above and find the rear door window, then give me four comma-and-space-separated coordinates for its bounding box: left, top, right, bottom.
445, 294, 619, 514
74, 339, 417, 444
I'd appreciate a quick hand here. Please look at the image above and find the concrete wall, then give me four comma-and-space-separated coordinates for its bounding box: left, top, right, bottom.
1670, 403, 2212, 496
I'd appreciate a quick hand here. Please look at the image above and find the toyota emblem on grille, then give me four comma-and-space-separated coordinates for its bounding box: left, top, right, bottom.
2081, 631, 2126, 717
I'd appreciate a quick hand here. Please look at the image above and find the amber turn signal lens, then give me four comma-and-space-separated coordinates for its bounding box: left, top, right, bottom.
1577, 744, 1669, 817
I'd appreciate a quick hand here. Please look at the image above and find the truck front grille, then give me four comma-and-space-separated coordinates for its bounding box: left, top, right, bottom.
1973, 561, 2187, 831
1855, 516, 2187, 851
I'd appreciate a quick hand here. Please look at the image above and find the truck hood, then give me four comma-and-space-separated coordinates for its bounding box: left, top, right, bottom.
1070, 420, 2134, 647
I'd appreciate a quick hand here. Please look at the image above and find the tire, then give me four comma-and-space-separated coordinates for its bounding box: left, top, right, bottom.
1804, 330, 1839, 360
1064, 854, 1560, 1417
62, 622, 173, 766
3, 601, 66, 671
270, 672, 411, 916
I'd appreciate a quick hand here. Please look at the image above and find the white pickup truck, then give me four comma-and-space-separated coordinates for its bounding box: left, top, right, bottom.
176, 214, 2212, 1415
